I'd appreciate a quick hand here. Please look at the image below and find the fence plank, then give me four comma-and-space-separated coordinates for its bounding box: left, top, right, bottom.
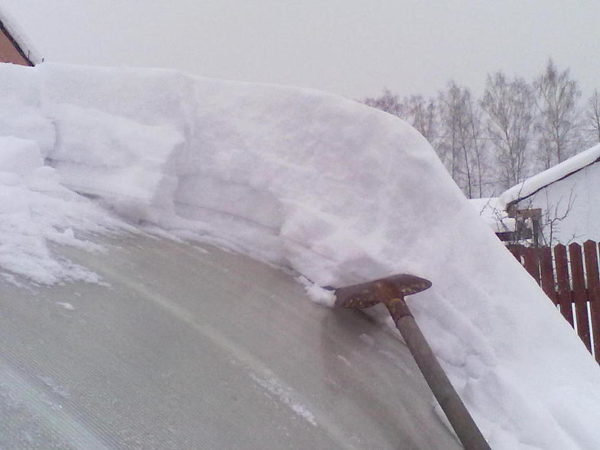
539, 247, 557, 305
523, 248, 540, 284
554, 244, 574, 326
508, 246, 523, 263
584, 240, 600, 362
569, 243, 591, 351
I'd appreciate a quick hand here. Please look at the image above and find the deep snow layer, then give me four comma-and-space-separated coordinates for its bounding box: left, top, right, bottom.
1, 62, 600, 449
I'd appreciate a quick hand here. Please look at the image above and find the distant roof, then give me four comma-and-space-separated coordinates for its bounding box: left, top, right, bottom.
499, 143, 600, 207
0, 8, 41, 65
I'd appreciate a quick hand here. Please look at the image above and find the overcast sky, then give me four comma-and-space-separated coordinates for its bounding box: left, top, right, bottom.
2, 0, 599, 100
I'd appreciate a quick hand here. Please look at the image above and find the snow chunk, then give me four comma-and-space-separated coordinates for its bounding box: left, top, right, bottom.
297, 276, 336, 307
0, 132, 127, 284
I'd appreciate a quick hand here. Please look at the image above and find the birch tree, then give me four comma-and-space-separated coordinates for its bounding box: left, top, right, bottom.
363, 88, 404, 116
584, 89, 600, 145
533, 59, 581, 169
438, 82, 488, 197
403, 95, 438, 146
481, 73, 536, 190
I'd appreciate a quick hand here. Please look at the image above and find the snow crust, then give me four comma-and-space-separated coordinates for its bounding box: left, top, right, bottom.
1, 62, 600, 449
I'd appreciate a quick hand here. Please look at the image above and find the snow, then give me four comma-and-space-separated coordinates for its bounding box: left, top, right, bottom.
0, 110, 129, 284
297, 276, 336, 307
1, 62, 600, 449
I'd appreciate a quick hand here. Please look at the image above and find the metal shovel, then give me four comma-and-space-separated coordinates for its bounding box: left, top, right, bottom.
334, 274, 490, 450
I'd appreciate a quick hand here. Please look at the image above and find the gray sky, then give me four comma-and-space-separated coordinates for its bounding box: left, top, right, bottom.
2, 0, 600, 100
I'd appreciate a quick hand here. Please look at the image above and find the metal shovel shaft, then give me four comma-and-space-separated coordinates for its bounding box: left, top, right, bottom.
385, 299, 490, 450
336, 277, 490, 450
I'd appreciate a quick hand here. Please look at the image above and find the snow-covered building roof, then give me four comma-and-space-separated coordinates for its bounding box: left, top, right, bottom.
0, 8, 39, 65
499, 144, 600, 244
500, 144, 600, 208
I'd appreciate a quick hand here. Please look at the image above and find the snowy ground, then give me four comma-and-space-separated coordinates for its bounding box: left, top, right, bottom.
1, 62, 600, 449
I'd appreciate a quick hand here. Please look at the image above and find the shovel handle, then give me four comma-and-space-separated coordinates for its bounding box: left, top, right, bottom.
387, 302, 490, 450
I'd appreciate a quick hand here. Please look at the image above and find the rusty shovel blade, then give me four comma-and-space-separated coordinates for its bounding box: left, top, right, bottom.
332, 273, 491, 450
334, 273, 432, 309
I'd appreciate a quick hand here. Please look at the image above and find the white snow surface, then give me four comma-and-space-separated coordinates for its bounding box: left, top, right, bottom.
1, 62, 600, 449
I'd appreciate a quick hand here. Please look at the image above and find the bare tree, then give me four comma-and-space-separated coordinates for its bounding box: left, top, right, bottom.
481, 72, 536, 190
403, 95, 438, 146
584, 89, 600, 145
533, 59, 582, 169
437, 82, 490, 198
363, 88, 404, 116
437, 82, 464, 190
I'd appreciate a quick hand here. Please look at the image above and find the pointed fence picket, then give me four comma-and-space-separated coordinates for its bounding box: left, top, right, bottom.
508, 240, 600, 363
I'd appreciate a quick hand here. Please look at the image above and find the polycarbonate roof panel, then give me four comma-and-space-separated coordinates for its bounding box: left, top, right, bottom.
0, 233, 460, 449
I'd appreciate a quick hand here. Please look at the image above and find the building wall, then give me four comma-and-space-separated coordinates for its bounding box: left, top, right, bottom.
517, 163, 600, 244
0, 27, 30, 65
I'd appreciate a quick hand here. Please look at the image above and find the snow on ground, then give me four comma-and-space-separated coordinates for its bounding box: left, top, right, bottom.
1, 62, 600, 449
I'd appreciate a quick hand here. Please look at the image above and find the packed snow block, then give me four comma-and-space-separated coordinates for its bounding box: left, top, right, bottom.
0, 64, 55, 156
0, 62, 39, 105
39, 63, 196, 131
48, 104, 184, 222
0, 136, 43, 177
184, 79, 452, 285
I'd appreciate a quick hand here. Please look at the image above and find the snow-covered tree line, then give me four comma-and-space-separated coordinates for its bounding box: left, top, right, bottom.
363, 59, 600, 198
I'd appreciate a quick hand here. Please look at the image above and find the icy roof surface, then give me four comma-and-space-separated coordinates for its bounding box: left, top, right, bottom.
1, 62, 600, 449
500, 144, 600, 207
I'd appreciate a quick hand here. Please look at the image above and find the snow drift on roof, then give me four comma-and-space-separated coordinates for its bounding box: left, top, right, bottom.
1, 62, 600, 449
500, 144, 600, 207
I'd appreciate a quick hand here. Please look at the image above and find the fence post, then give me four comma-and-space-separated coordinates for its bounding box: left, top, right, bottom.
584, 241, 600, 362
569, 243, 592, 351
554, 244, 574, 326
538, 247, 558, 305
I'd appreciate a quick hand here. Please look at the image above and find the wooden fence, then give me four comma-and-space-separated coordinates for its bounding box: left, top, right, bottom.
508, 241, 600, 363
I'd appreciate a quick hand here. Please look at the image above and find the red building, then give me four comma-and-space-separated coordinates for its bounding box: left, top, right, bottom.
0, 16, 34, 65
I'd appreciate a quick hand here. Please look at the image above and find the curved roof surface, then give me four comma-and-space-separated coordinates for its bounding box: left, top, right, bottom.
0, 232, 460, 449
